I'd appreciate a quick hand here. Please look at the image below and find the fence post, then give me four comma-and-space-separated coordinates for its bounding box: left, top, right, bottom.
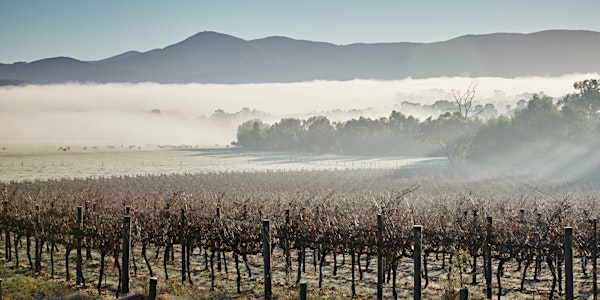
76, 206, 84, 285
285, 209, 291, 277
0, 277, 3, 300
459, 287, 468, 300
565, 227, 574, 300
83, 203, 90, 261
414, 225, 422, 300
180, 208, 186, 284
121, 214, 131, 295
485, 216, 492, 299
519, 209, 525, 225
377, 214, 383, 300
594, 219, 598, 300
299, 281, 307, 300
262, 219, 272, 300
148, 277, 158, 300
471, 210, 478, 285
3, 200, 10, 262
35, 205, 40, 272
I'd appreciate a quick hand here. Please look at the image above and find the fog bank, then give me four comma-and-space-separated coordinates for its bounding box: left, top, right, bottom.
1, 74, 596, 148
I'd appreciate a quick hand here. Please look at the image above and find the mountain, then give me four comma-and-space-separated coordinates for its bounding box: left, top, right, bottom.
1, 30, 599, 84
92, 51, 141, 64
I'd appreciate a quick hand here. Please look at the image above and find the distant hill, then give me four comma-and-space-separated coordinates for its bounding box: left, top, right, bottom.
1, 30, 599, 84
0, 79, 31, 86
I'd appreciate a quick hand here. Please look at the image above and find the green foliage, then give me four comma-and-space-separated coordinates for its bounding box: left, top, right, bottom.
268, 118, 305, 150
443, 250, 470, 300
561, 78, 600, 128
560, 100, 592, 140
233, 79, 600, 173
1, 274, 75, 300
419, 112, 482, 163
234, 119, 269, 150
468, 88, 600, 172
304, 116, 336, 153
431, 100, 458, 112
234, 111, 436, 156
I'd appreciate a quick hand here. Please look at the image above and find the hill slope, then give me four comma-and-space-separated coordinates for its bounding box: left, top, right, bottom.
1, 30, 599, 84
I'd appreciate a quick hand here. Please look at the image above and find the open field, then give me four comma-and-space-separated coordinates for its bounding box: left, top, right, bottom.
0, 147, 446, 182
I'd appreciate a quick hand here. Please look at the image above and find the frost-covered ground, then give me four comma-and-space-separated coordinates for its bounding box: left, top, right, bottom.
0, 146, 447, 182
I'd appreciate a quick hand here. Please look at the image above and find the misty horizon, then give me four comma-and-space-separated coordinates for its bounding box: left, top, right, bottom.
1, 74, 595, 148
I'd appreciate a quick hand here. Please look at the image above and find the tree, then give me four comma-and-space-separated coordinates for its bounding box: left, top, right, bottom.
467, 94, 562, 165
451, 82, 479, 119
267, 118, 304, 150
304, 116, 336, 153
420, 112, 481, 164
467, 115, 513, 163
513, 94, 561, 139
234, 119, 269, 150
560, 100, 592, 141
562, 79, 600, 126
430, 100, 458, 113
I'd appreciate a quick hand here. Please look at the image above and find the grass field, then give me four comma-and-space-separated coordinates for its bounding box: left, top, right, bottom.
0, 146, 446, 182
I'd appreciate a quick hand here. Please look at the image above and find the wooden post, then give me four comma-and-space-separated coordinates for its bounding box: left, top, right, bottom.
0, 277, 3, 300
459, 287, 468, 300
35, 205, 40, 272
299, 281, 307, 300
377, 214, 383, 300
76, 206, 84, 285
3, 200, 10, 262
85, 203, 91, 260
285, 209, 291, 277
485, 216, 492, 299
148, 277, 158, 300
471, 210, 478, 285
414, 225, 422, 300
594, 219, 598, 300
262, 220, 272, 300
565, 227, 574, 300
121, 214, 131, 295
180, 208, 186, 284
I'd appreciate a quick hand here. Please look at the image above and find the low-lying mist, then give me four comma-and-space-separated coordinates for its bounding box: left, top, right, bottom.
1, 74, 596, 148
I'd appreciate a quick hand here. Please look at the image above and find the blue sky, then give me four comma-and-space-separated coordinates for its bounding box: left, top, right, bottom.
2, 0, 600, 63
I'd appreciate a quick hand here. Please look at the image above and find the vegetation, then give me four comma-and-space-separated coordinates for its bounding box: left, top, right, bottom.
234, 79, 600, 175
2, 169, 600, 299
3, 79, 600, 299
233, 112, 437, 155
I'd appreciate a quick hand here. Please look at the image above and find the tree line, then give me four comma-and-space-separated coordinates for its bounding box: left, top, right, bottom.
233, 79, 600, 173
233, 111, 438, 156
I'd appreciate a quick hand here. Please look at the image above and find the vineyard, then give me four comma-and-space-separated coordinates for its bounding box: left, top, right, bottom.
1, 168, 599, 299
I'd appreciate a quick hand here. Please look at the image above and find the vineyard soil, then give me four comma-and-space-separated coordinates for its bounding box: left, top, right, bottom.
2, 237, 592, 300
1, 149, 599, 299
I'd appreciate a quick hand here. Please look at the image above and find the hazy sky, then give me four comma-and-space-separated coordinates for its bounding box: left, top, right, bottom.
2, 0, 600, 63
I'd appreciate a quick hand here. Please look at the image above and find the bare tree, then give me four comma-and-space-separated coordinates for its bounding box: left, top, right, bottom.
452, 81, 479, 119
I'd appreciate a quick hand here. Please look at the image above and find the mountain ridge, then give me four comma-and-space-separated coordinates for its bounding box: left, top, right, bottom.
1, 30, 599, 84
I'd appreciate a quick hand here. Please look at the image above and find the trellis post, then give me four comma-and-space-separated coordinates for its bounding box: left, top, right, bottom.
377, 214, 383, 300
262, 219, 272, 300
121, 213, 131, 294
149, 277, 158, 300
565, 227, 574, 300
485, 216, 492, 299
414, 225, 422, 300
